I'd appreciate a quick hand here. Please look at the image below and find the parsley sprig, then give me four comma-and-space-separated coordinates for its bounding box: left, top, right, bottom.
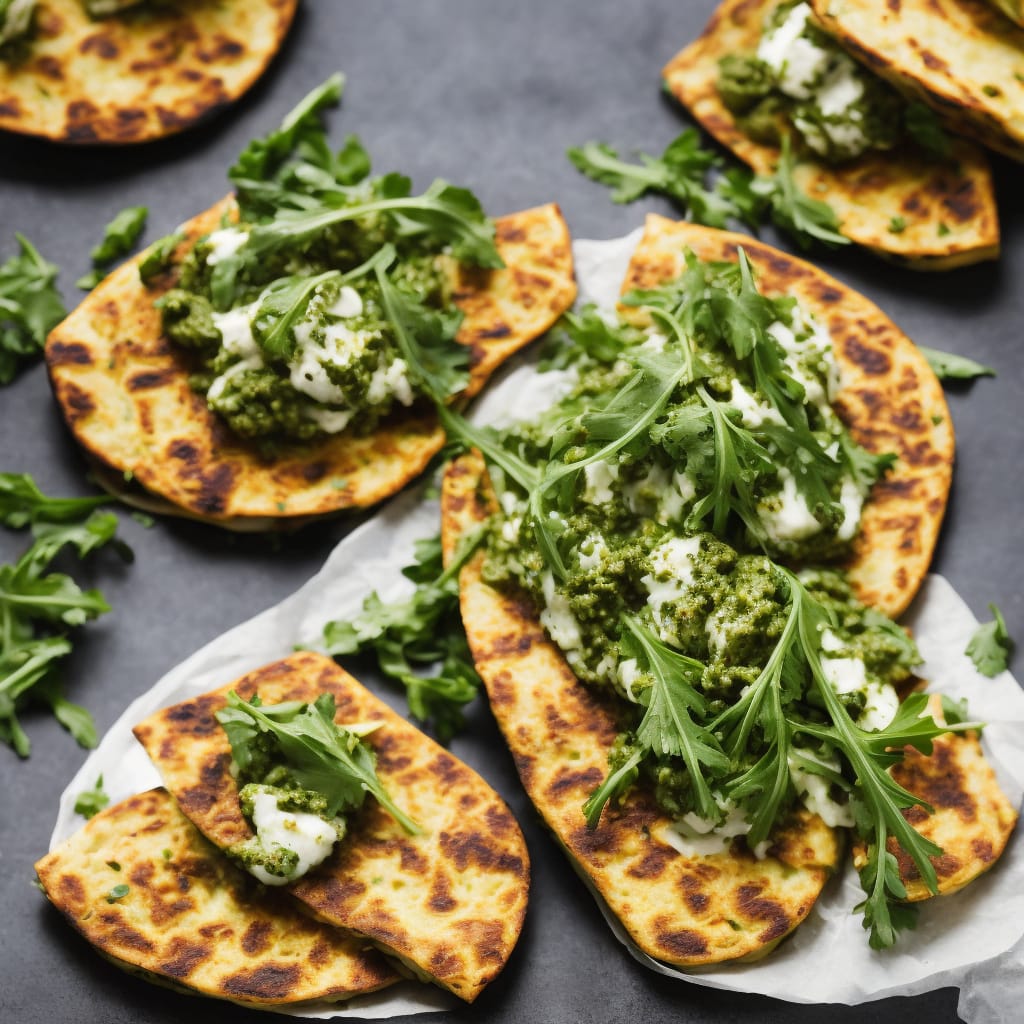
216, 690, 421, 834
76, 205, 148, 291
966, 603, 1013, 678
0, 474, 130, 756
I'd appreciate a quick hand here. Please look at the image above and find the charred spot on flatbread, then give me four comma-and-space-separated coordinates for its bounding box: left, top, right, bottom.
440, 452, 842, 968
661, 0, 1000, 268
132, 652, 530, 1003
619, 214, 952, 618
35, 788, 398, 1006
812, 0, 1024, 165
45, 197, 575, 527
0, 0, 299, 144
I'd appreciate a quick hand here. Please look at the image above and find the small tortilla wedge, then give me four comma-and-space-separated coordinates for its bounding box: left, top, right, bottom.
132, 652, 530, 1003
662, 0, 1000, 268
45, 197, 575, 527
812, 0, 1024, 164
441, 451, 842, 967
35, 787, 399, 1006
0, 0, 298, 144
622, 214, 953, 619
851, 698, 1017, 900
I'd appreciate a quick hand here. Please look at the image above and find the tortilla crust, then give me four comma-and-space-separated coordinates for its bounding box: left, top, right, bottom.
620, 214, 952, 619
662, 0, 1000, 269
0, 0, 297, 144
813, 0, 1024, 164
440, 452, 841, 967
34, 788, 398, 1006
852, 699, 1017, 901
132, 652, 529, 1003
45, 197, 575, 525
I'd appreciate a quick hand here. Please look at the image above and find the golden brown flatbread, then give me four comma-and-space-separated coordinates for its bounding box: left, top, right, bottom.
440, 451, 842, 967
45, 197, 576, 527
35, 787, 399, 1006
132, 652, 530, 1003
0, 0, 298, 144
852, 698, 1017, 901
621, 214, 953, 619
662, 0, 1000, 269
812, 0, 1024, 164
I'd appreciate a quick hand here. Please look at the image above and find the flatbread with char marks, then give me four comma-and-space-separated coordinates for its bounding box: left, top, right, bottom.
0, 0, 298, 144
132, 652, 530, 1003
621, 214, 953, 618
35, 787, 398, 1006
812, 0, 1024, 164
662, 0, 1000, 269
45, 197, 575, 528
441, 452, 842, 966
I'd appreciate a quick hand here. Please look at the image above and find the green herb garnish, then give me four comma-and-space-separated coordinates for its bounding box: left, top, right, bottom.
966, 604, 1013, 678
106, 883, 130, 903
77, 206, 148, 291
918, 346, 995, 381
74, 775, 110, 819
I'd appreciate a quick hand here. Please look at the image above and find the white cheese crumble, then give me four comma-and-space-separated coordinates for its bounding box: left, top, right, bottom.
204, 228, 250, 266
211, 303, 261, 359
245, 791, 339, 886
327, 285, 363, 319
658, 800, 758, 858
759, 468, 821, 544
788, 748, 855, 827
729, 379, 786, 429
578, 533, 609, 572
820, 648, 899, 732
642, 535, 702, 643
582, 460, 619, 505
367, 355, 414, 406
756, 2, 828, 100
540, 571, 583, 652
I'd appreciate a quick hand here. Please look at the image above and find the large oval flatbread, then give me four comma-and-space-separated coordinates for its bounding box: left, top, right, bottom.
621, 214, 953, 619
132, 652, 530, 1003
852, 698, 1017, 901
662, 0, 1000, 269
812, 0, 1024, 164
45, 197, 576, 527
0, 0, 298, 144
441, 451, 842, 967
35, 787, 399, 1006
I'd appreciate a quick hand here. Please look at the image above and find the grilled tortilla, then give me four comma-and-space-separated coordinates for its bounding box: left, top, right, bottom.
132, 652, 530, 1003
812, 0, 1024, 164
45, 197, 575, 528
35, 787, 398, 1006
852, 697, 1017, 901
622, 215, 952, 619
441, 451, 842, 967
662, 0, 1000, 268
0, 0, 297, 144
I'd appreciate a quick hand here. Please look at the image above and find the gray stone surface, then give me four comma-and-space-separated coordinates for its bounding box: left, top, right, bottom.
1, 2, 1021, 1022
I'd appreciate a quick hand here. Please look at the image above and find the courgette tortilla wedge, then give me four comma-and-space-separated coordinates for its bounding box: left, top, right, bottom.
441, 451, 843, 967
622, 214, 952, 620
0, 0, 298, 144
662, 0, 1000, 269
45, 197, 576, 529
811, 0, 1024, 164
132, 651, 530, 1004
35, 788, 400, 1007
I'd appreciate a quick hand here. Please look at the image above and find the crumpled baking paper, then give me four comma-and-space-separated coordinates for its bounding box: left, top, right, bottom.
52, 233, 1024, 1020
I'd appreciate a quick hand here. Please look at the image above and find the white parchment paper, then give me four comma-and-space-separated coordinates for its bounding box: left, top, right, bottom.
52, 234, 1024, 1020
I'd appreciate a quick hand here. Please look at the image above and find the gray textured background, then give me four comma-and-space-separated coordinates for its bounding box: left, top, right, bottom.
2, 2, 1021, 1022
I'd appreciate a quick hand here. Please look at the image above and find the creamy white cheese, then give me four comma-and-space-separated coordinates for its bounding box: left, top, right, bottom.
207, 356, 263, 403
821, 648, 899, 732
204, 228, 250, 266
582, 460, 619, 505
729, 379, 786, 429
305, 406, 354, 434
756, 2, 828, 101
366, 356, 413, 406
0, 0, 35, 44
327, 285, 363, 319
788, 748, 855, 827
658, 801, 757, 858
642, 535, 702, 643
836, 476, 864, 543
245, 790, 339, 886
759, 468, 821, 544
817, 61, 865, 117
211, 303, 261, 359
540, 571, 583, 652
578, 533, 609, 572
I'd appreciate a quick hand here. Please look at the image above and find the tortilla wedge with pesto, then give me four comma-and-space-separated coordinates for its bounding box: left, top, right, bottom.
34, 788, 400, 1007
811, 0, 1024, 164
45, 197, 576, 528
132, 651, 530, 1003
440, 450, 843, 967
622, 215, 951, 619
662, 0, 1000, 269
0, 0, 298, 144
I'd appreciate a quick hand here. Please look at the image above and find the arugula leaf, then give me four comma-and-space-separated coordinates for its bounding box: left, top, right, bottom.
966, 603, 1013, 677
77, 205, 148, 291
74, 774, 110, 819
138, 231, 186, 286
217, 690, 421, 833
0, 478, 128, 757
250, 270, 342, 360
321, 529, 486, 742
0, 234, 66, 385
918, 345, 995, 382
